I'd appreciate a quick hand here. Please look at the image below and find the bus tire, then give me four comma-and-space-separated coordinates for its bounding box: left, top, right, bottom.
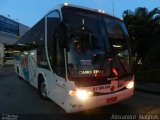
38, 76, 48, 100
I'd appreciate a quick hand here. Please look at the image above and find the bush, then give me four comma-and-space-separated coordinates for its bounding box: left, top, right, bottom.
135, 68, 160, 83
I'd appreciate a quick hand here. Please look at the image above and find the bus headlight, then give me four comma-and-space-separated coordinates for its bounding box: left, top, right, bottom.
126, 81, 134, 89
69, 89, 93, 101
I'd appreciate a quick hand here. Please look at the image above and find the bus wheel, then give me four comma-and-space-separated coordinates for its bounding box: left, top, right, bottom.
39, 78, 48, 100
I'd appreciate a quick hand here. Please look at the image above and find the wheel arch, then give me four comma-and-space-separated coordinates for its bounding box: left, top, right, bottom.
37, 72, 49, 99
37, 72, 48, 92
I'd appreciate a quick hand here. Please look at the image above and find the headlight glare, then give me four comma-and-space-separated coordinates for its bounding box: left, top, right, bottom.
69, 89, 93, 101
126, 81, 134, 89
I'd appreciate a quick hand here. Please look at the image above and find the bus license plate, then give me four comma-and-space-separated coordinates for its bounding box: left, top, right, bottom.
107, 97, 117, 103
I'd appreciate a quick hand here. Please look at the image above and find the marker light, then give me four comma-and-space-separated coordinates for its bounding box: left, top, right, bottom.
69, 89, 93, 101
102, 10, 105, 13
64, 3, 69, 6
98, 9, 102, 13
98, 9, 105, 13
112, 67, 119, 76
126, 81, 134, 89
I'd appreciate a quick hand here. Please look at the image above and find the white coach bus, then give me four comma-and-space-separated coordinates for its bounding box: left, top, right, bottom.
14, 3, 134, 113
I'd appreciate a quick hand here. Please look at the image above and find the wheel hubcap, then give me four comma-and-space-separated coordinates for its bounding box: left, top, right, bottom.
41, 82, 47, 98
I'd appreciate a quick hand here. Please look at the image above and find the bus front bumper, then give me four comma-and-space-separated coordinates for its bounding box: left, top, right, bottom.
66, 88, 134, 113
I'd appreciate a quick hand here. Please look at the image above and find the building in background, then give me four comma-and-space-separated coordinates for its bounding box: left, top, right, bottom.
0, 15, 29, 66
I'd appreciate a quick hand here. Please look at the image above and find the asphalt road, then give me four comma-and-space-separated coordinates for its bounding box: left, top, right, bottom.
0, 67, 160, 120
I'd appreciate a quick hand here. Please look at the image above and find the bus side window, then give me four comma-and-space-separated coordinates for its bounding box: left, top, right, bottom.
47, 11, 60, 66
46, 11, 65, 77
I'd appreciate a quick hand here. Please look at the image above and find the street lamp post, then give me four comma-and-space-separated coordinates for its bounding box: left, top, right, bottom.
110, 0, 115, 16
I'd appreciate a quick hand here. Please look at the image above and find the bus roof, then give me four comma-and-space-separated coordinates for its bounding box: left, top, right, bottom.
15, 3, 122, 45
48, 3, 121, 20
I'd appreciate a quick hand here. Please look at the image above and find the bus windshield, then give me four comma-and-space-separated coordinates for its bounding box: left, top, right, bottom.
63, 7, 112, 78
104, 18, 132, 76
62, 7, 132, 79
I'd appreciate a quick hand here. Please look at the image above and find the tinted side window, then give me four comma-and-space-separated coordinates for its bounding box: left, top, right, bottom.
34, 18, 48, 68
47, 11, 60, 66
47, 11, 65, 77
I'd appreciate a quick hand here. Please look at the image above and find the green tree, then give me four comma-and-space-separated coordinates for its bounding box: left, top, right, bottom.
122, 7, 160, 67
